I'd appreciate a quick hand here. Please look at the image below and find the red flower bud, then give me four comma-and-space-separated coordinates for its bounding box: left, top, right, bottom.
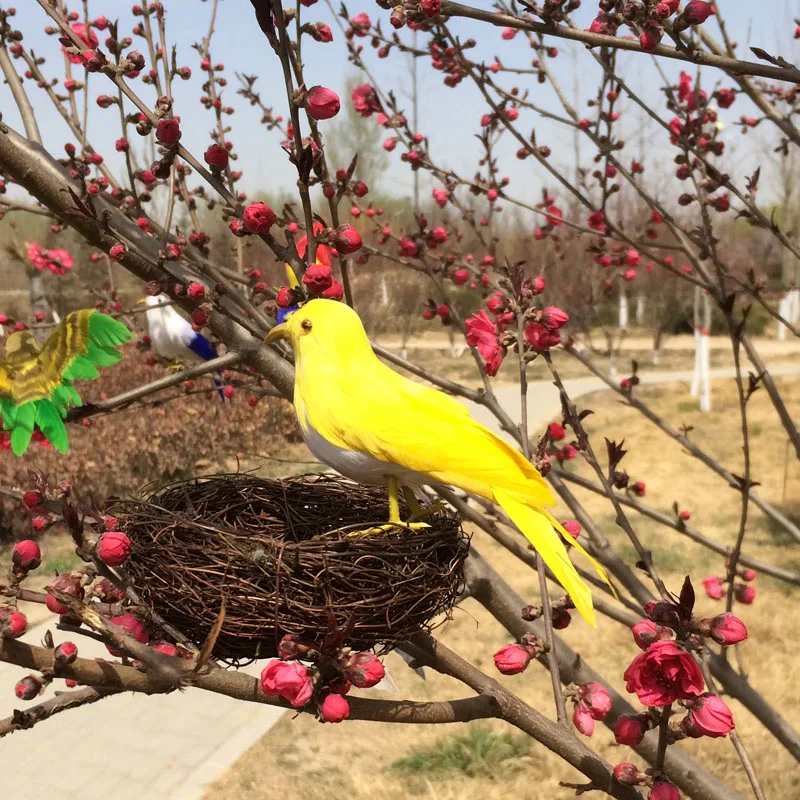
303, 263, 333, 295
107, 613, 148, 656
156, 118, 181, 144
452, 268, 470, 285
187, 282, 206, 301
46, 574, 84, 615
682, 693, 735, 738
573, 701, 595, 736
22, 490, 44, 510
631, 619, 669, 650
702, 576, 724, 600
614, 714, 648, 746
15, 675, 43, 701
109, 243, 127, 261
650, 780, 681, 800
682, 1, 714, 25
12, 539, 41, 572
322, 280, 344, 301
398, 236, 418, 258
191, 308, 209, 327
0, 607, 28, 639
97, 531, 131, 567
420, 0, 441, 16
493, 643, 531, 675
344, 652, 385, 688
54, 641, 78, 666
734, 583, 756, 605
331, 224, 362, 254
204, 144, 229, 168
613, 763, 647, 786
242, 202, 277, 234
561, 519, 581, 539
320, 693, 350, 723
306, 86, 340, 120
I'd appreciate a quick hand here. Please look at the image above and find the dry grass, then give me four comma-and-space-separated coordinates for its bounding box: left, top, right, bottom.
207, 376, 800, 800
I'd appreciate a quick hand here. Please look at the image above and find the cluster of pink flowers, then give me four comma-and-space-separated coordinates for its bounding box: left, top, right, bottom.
702, 561, 757, 605
611, 588, 746, 794
27, 243, 74, 276
259, 635, 386, 722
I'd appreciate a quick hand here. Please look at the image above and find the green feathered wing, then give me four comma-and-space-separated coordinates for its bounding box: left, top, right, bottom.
0, 310, 131, 455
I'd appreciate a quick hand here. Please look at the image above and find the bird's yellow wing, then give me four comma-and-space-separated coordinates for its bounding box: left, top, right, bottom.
297, 355, 555, 507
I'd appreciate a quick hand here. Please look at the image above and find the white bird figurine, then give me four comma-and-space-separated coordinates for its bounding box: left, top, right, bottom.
141, 294, 226, 399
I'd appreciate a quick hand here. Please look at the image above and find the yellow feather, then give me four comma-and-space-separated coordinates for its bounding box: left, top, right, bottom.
284, 263, 301, 289
279, 299, 609, 624
494, 488, 595, 627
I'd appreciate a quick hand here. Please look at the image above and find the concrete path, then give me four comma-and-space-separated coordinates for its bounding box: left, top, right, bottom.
0, 622, 283, 800
467, 361, 800, 436
2, 358, 798, 800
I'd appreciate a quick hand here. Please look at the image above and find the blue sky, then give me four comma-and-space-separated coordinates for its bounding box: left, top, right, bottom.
2, 2, 798, 210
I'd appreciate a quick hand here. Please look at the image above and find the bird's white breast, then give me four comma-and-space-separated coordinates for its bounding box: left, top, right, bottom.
302, 417, 429, 487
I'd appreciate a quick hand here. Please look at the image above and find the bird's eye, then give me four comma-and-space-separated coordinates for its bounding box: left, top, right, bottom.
301, 319, 312, 331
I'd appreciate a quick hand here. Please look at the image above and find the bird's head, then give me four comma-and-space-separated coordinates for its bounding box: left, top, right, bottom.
3, 330, 42, 364
264, 299, 370, 363
137, 294, 167, 308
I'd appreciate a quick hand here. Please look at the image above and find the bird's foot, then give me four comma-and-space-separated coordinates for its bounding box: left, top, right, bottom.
166, 361, 186, 373
347, 521, 430, 537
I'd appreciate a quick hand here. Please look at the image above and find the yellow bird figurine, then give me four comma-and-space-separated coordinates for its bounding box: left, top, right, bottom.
265, 299, 609, 626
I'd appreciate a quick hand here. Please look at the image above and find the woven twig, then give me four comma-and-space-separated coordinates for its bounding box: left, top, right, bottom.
116, 474, 469, 664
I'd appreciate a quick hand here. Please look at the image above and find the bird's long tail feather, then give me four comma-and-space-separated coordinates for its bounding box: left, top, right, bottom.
494, 488, 605, 628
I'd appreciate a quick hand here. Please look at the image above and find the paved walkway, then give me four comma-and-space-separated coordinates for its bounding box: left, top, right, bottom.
467, 361, 800, 437
1, 359, 798, 800
0, 623, 283, 800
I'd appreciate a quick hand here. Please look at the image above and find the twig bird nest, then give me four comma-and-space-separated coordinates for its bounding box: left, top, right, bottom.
116, 474, 469, 663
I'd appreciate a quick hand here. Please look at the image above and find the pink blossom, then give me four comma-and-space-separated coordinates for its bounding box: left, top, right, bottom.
572, 701, 595, 736
702, 576, 724, 600
27, 243, 74, 276
260, 660, 313, 707
708, 613, 747, 646
623, 641, 704, 706
579, 682, 611, 720
352, 84, 380, 118
683, 693, 735, 738
63, 23, 98, 64
465, 310, 505, 376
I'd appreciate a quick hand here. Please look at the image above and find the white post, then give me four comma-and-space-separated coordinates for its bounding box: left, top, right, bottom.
778, 295, 788, 341
690, 287, 701, 398
699, 292, 712, 412
380, 275, 389, 306
636, 293, 645, 324
619, 288, 629, 331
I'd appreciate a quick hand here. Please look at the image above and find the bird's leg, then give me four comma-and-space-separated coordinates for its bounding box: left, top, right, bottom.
403, 487, 445, 522
348, 477, 429, 537
387, 475, 402, 524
